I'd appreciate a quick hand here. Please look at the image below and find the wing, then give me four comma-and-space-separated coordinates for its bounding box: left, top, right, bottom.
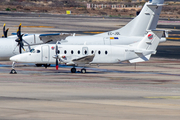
72, 54, 95, 64
39, 33, 73, 43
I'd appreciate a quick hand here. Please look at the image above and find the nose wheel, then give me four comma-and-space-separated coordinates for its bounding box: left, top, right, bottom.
10, 69, 17, 74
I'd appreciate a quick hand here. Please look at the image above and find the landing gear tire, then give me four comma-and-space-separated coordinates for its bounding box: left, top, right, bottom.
43, 64, 51, 68
81, 68, 86, 74
46, 64, 51, 67
10, 69, 17, 74
36, 64, 42, 67
71, 68, 76, 73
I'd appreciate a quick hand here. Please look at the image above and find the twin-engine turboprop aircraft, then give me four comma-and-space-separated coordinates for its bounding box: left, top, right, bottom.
10, 30, 163, 73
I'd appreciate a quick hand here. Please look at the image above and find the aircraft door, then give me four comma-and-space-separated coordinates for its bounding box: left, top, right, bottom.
41, 45, 49, 62
82, 47, 88, 55
103, 37, 111, 45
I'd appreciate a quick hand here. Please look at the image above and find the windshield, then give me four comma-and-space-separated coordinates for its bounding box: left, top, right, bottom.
30, 49, 40, 53
30, 49, 35, 53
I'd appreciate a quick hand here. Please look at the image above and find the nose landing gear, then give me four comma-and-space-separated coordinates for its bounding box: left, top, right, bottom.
10, 62, 17, 74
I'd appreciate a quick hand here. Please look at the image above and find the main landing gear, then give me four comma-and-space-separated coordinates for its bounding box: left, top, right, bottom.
71, 67, 86, 74
81, 68, 86, 74
71, 67, 76, 73
35, 64, 51, 68
10, 62, 17, 74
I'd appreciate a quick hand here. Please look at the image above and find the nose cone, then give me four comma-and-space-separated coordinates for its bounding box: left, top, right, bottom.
10, 55, 20, 62
10, 53, 28, 62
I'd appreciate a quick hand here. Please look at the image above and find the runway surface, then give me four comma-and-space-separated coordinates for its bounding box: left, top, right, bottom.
0, 12, 180, 120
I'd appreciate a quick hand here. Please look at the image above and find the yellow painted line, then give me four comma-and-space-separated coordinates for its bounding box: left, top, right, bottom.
169, 34, 180, 36
145, 96, 180, 99
167, 37, 180, 40
84, 32, 104, 34
14, 26, 55, 28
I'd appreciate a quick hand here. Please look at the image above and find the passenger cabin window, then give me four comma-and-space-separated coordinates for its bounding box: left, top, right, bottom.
71, 50, 73, 54
105, 51, 108, 55
78, 50, 80, 54
64, 50, 67, 54
84, 50, 87, 55
91, 50, 94, 54
98, 50, 101, 54
57, 50, 60, 54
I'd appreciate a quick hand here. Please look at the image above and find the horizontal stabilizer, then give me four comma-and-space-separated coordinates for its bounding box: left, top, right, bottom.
134, 50, 156, 55
129, 54, 151, 63
147, 4, 165, 6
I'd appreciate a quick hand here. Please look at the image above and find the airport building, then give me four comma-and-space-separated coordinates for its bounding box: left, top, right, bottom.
91, 0, 147, 2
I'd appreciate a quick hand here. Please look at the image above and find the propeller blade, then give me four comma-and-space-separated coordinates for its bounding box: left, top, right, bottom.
19, 44, 22, 54
14, 24, 25, 54
2, 23, 5, 38
2, 23, 8, 38
17, 23, 21, 38
5, 28, 9, 38
55, 43, 59, 70
56, 59, 58, 70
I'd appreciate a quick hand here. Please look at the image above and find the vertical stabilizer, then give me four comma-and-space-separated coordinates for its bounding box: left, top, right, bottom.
137, 30, 163, 50
95, 0, 164, 37
128, 30, 163, 63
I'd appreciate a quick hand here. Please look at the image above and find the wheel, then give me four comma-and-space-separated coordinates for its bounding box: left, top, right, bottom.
71, 68, 76, 73
81, 68, 86, 74
47, 64, 51, 67
43, 64, 47, 68
36, 64, 42, 67
10, 69, 17, 74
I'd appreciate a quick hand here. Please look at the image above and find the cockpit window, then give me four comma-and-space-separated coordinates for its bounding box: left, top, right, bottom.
30, 49, 35, 53
37, 50, 40, 53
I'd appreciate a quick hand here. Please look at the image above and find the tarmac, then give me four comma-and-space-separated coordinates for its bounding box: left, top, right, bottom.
0, 12, 180, 120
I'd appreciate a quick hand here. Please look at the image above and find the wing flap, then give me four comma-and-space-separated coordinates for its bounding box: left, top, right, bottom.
72, 54, 95, 64
39, 33, 73, 43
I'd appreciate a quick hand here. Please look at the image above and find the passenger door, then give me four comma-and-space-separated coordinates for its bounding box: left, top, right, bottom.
41, 45, 49, 62
103, 37, 111, 45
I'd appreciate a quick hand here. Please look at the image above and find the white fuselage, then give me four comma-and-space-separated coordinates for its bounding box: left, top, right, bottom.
9, 44, 143, 65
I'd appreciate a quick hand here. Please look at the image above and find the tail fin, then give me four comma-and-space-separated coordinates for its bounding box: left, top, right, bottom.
95, 0, 164, 37
137, 30, 163, 51
129, 30, 163, 63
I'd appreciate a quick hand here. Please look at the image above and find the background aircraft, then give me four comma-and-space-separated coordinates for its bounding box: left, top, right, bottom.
0, 24, 72, 61
10, 30, 163, 73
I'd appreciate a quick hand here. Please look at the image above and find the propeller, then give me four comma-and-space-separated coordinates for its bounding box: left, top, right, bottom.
55, 43, 59, 70
15, 23, 25, 54
2, 23, 9, 38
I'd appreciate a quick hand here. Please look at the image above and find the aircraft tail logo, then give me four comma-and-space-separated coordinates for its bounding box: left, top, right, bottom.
51, 46, 55, 50
148, 34, 153, 40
